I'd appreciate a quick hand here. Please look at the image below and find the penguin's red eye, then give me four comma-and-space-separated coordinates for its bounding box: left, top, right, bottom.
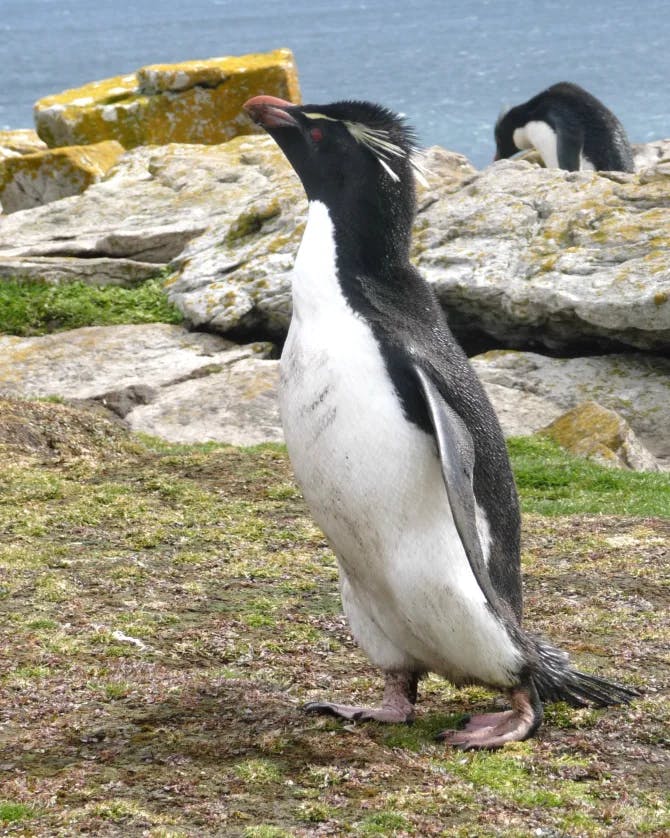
310, 126, 324, 143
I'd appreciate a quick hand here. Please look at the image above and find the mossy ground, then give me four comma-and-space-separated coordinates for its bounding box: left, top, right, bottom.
0, 400, 668, 837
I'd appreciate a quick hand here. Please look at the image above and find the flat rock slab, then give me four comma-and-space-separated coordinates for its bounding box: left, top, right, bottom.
127, 357, 281, 445
0, 323, 281, 447
0, 322, 266, 398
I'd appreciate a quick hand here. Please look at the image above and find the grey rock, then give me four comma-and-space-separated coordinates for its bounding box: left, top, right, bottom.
126, 357, 282, 445
0, 256, 162, 287
472, 350, 670, 467
479, 381, 563, 437
415, 158, 670, 352
0, 323, 282, 447
0, 323, 271, 400
0, 137, 668, 352
632, 138, 670, 172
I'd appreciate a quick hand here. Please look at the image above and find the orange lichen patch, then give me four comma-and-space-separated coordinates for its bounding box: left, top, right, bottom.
34, 49, 302, 149
540, 400, 658, 471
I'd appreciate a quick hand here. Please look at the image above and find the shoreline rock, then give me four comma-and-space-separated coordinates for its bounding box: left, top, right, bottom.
33, 49, 301, 149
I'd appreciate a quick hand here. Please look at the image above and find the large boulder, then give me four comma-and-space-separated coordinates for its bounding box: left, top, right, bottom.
167, 145, 475, 339
416, 157, 670, 353
34, 49, 301, 149
0, 137, 293, 287
471, 350, 670, 467
0, 140, 124, 213
0, 136, 668, 353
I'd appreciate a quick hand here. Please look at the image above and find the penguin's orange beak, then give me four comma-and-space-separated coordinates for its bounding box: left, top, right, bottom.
244, 95, 299, 129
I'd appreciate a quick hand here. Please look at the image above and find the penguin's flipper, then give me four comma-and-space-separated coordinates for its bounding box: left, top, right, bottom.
412, 364, 505, 615
554, 115, 583, 171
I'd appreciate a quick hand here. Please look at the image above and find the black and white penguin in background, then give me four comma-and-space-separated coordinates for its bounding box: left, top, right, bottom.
494, 81, 635, 172
243, 94, 636, 748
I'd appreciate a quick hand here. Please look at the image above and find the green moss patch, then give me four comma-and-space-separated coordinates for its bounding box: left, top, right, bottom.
0, 276, 182, 336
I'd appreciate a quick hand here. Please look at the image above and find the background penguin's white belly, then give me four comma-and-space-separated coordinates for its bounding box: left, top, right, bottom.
279, 201, 521, 687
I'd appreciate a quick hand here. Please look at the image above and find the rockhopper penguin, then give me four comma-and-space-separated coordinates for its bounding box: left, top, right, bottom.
243, 94, 637, 748
494, 81, 634, 172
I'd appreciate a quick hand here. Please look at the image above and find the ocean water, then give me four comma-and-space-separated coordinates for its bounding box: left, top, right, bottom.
1, 0, 668, 168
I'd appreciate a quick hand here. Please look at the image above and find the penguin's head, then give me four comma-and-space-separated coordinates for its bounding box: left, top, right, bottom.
243, 96, 426, 212
493, 107, 520, 161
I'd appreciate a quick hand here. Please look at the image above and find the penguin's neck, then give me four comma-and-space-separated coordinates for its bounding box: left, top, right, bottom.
292, 199, 414, 326
325, 187, 413, 277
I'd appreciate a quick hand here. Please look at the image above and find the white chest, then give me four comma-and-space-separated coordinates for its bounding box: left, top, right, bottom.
279, 201, 424, 556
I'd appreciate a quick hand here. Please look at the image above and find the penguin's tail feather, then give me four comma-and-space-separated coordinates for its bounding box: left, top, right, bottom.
530, 638, 639, 707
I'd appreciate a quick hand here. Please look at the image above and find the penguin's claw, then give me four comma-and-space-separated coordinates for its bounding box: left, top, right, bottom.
304, 701, 414, 724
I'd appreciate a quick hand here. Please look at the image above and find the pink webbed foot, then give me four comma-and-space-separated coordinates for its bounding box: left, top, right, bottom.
437, 686, 543, 750
305, 671, 418, 724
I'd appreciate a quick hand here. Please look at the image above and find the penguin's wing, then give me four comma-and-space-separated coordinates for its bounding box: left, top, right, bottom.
554, 113, 583, 171
412, 363, 504, 612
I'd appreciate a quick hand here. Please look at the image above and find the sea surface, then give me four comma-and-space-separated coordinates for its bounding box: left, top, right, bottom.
1, 0, 668, 168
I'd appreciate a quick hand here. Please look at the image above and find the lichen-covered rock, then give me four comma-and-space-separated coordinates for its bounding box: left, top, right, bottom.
415, 158, 670, 352
0, 138, 283, 285
540, 400, 660, 471
34, 49, 301, 149
168, 145, 474, 337
0, 129, 47, 161
471, 350, 670, 467
0, 140, 124, 213
0, 136, 668, 353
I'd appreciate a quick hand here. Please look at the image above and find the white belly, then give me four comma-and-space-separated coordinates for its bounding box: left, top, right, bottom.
280, 201, 522, 686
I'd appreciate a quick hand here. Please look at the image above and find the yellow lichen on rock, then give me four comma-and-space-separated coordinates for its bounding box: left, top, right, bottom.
0, 140, 124, 213
540, 400, 659, 471
34, 49, 301, 149
0, 129, 48, 160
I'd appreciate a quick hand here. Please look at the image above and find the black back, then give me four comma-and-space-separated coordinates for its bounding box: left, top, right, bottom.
495, 81, 634, 172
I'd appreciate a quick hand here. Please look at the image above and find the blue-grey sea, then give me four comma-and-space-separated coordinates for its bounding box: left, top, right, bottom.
1, 0, 668, 168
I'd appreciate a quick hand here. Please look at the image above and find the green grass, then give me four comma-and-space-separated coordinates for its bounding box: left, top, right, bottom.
510, 435, 670, 517
0, 276, 183, 336
0, 801, 34, 824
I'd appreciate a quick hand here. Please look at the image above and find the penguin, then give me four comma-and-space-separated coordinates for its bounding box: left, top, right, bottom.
243, 94, 637, 748
494, 81, 634, 172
